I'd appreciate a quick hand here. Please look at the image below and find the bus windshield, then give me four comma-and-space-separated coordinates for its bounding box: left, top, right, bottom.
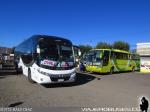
39, 38, 74, 69
39, 40, 59, 61
60, 45, 74, 62
86, 50, 102, 63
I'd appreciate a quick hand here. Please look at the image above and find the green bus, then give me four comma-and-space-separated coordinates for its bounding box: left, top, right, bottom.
85, 49, 140, 74
130, 53, 140, 71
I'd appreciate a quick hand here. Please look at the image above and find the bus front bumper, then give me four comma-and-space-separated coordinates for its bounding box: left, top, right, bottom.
37, 72, 76, 84
86, 66, 103, 73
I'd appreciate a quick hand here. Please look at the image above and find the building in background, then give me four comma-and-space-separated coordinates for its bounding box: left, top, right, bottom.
0, 47, 13, 64
137, 43, 150, 72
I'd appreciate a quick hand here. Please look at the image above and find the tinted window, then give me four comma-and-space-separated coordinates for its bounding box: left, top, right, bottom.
39, 40, 59, 61
103, 51, 109, 66
131, 54, 140, 60
112, 52, 129, 60
16, 38, 34, 65
95, 50, 101, 62
60, 45, 73, 62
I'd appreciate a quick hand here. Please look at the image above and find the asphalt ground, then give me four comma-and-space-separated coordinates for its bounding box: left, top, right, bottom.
0, 70, 150, 112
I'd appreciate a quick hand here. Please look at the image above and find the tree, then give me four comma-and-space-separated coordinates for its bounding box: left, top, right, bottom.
79, 45, 92, 56
113, 41, 130, 51
96, 42, 112, 49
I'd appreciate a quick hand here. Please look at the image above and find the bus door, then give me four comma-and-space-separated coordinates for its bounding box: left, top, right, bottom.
102, 50, 110, 72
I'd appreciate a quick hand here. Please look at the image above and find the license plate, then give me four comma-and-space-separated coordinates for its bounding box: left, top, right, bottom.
58, 79, 64, 82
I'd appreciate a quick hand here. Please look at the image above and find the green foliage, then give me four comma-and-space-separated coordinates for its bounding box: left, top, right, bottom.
113, 41, 130, 51
78, 41, 130, 55
96, 42, 112, 49
79, 45, 92, 56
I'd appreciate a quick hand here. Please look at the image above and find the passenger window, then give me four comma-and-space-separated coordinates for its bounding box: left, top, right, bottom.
21, 39, 33, 65
96, 51, 101, 62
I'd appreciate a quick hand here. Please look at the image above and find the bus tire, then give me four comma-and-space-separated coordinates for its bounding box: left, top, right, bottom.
16, 67, 22, 75
132, 66, 135, 72
109, 67, 114, 75
28, 69, 35, 83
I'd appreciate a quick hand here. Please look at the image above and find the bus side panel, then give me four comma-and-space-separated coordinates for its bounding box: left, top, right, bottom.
101, 64, 111, 73
19, 58, 28, 76
134, 60, 140, 71
111, 59, 130, 72
111, 52, 132, 72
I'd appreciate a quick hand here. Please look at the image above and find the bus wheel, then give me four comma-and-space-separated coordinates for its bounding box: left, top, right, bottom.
132, 67, 135, 72
109, 67, 114, 75
16, 67, 22, 75
28, 69, 35, 83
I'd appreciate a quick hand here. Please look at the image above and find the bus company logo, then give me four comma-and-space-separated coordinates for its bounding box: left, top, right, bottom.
41, 59, 56, 67
61, 62, 69, 67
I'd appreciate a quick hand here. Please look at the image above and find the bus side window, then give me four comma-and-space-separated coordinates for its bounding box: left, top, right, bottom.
21, 39, 33, 65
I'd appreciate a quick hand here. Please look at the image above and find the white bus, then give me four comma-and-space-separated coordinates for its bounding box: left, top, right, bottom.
14, 35, 76, 84
73, 45, 81, 66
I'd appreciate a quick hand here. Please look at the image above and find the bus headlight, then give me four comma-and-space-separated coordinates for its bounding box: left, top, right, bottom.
71, 71, 76, 76
70, 71, 76, 80
37, 69, 76, 77
37, 69, 49, 76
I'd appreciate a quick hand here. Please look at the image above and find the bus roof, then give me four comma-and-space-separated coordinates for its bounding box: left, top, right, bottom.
32, 35, 72, 43
90, 49, 130, 54
16, 35, 72, 47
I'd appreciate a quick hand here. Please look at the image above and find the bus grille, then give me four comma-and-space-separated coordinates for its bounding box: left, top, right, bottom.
50, 75, 70, 82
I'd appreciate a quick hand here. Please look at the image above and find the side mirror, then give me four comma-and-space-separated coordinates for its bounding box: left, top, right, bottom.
78, 51, 81, 56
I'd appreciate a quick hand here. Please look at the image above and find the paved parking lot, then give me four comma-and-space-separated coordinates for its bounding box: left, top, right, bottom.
0, 70, 150, 112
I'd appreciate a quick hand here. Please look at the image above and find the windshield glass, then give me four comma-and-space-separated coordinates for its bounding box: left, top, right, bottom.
86, 50, 102, 63
60, 45, 74, 62
39, 40, 59, 61
38, 38, 74, 69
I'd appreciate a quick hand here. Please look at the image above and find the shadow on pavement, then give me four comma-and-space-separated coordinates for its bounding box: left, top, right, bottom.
86, 70, 140, 76
8, 102, 24, 107
43, 73, 97, 88
0, 70, 19, 76
0, 76, 5, 79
